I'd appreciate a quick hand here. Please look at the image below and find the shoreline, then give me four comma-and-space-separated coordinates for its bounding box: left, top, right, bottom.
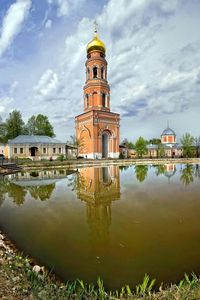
1, 230, 200, 299
17, 157, 200, 171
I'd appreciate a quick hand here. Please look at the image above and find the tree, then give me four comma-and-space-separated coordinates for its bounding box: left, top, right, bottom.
157, 144, 165, 158
181, 133, 194, 158
5, 110, 24, 140
0, 120, 7, 143
148, 138, 161, 145
194, 137, 200, 158
70, 135, 85, 158
135, 136, 147, 158
121, 138, 135, 149
24, 115, 37, 135
128, 142, 135, 149
25, 114, 55, 137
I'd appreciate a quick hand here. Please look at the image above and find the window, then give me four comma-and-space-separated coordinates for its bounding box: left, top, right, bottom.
59, 148, 61, 154
87, 68, 90, 79
53, 148, 56, 154
43, 148, 46, 154
101, 67, 104, 79
102, 93, 106, 107
93, 66, 97, 78
20, 148, 23, 154
14, 148, 17, 154
86, 94, 89, 107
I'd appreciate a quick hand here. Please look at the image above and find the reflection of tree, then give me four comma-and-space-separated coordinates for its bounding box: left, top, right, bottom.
180, 164, 194, 186
119, 165, 129, 172
0, 177, 10, 207
7, 183, 27, 206
154, 165, 166, 176
194, 164, 200, 179
28, 184, 55, 201
135, 165, 148, 182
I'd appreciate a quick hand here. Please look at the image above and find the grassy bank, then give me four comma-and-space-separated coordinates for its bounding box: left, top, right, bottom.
1, 232, 200, 299
16, 157, 200, 171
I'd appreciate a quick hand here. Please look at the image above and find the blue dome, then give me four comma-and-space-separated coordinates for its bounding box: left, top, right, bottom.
161, 127, 176, 136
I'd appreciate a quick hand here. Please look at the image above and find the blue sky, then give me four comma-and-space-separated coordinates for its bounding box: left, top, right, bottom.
0, 0, 200, 142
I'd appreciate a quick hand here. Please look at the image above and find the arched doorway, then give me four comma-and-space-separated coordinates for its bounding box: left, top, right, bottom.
30, 147, 38, 157
102, 132, 109, 158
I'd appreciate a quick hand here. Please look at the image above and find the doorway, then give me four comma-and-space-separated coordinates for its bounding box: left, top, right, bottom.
102, 133, 109, 158
30, 147, 38, 157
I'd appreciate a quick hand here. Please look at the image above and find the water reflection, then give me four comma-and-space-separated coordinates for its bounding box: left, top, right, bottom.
76, 167, 120, 247
134, 165, 148, 182
1, 164, 200, 289
180, 164, 194, 186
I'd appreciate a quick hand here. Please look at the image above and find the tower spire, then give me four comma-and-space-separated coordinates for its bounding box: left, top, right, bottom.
94, 20, 98, 35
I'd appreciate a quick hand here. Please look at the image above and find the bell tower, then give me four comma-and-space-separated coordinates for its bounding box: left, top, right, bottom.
75, 23, 120, 159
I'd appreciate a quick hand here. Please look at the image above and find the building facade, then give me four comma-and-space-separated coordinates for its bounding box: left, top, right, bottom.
7, 135, 66, 160
147, 127, 182, 158
75, 27, 120, 159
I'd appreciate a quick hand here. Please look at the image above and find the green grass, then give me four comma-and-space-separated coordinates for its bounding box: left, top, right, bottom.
2, 252, 200, 300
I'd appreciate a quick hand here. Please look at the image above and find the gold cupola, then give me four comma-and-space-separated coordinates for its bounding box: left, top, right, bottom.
87, 22, 106, 54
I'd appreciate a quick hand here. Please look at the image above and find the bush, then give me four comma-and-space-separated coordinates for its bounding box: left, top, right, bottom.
57, 154, 65, 161
119, 153, 124, 159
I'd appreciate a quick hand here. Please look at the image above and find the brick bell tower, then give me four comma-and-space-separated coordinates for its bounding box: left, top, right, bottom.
75, 23, 120, 159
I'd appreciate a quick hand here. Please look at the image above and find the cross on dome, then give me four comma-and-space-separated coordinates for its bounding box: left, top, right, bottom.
94, 20, 98, 34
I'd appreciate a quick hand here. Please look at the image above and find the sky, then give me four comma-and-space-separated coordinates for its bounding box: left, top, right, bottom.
0, 0, 200, 143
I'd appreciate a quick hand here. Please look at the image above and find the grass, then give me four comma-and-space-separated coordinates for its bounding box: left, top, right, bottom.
1, 252, 200, 300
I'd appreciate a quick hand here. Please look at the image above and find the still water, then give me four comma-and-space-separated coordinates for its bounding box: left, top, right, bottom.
0, 164, 200, 289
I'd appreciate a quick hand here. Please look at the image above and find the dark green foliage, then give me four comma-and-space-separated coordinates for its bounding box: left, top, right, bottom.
135, 137, 148, 158
0, 112, 55, 143
25, 114, 55, 137
0, 121, 7, 143
181, 133, 194, 158
148, 138, 161, 145
5, 110, 24, 140
119, 152, 124, 159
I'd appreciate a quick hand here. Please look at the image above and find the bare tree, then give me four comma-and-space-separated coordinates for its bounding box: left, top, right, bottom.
70, 135, 85, 158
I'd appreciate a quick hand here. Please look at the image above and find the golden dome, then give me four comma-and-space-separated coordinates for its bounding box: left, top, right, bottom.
87, 33, 106, 54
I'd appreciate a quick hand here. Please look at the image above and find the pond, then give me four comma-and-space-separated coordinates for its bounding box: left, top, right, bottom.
0, 163, 200, 290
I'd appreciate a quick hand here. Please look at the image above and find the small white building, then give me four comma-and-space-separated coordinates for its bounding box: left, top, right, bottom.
8, 135, 66, 160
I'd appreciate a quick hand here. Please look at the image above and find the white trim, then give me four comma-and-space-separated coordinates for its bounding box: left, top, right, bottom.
81, 152, 119, 159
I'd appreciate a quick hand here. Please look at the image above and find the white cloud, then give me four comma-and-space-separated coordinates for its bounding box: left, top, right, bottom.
46, 0, 85, 17
45, 19, 52, 29
1, 0, 200, 141
9, 81, 19, 94
34, 69, 59, 100
0, 0, 32, 57
0, 97, 14, 117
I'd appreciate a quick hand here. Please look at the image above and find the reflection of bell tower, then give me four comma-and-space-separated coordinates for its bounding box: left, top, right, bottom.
75, 22, 120, 159
77, 166, 120, 248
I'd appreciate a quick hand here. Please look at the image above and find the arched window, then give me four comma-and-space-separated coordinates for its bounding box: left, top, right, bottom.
87, 68, 90, 80
86, 94, 89, 107
101, 67, 104, 79
102, 93, 106, 107
93, 92, 98, 105
93, 66, 97, 78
